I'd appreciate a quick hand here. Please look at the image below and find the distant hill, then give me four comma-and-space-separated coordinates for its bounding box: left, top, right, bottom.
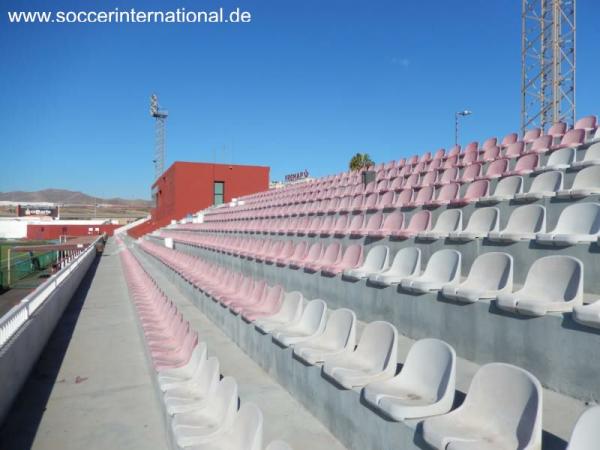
0, 189, 152, 207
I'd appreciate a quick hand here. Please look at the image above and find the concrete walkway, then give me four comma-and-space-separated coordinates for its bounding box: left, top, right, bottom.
0, 240, 167, 450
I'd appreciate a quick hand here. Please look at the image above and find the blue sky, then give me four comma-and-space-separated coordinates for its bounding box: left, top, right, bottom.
1, 0, 599, 199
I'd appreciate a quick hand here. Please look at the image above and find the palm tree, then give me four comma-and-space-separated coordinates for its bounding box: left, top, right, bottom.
349, 153, 375, 171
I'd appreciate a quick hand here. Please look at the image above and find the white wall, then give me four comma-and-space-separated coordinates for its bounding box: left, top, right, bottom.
0, 220, 28, 239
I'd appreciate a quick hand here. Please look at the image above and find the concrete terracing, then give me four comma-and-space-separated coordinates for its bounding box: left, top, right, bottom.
0, 240, 167, 450
131, 244, 347, 450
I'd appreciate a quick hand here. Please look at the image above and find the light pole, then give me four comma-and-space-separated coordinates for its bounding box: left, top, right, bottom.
455, 110, 472, 146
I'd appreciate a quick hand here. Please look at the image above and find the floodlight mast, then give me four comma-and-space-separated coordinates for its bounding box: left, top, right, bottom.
150, 93, 168, 180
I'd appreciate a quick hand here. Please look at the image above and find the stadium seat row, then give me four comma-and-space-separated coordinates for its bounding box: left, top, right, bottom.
194, 165, 600, 225
138, 239, 600, 450
119, 247, 291, 450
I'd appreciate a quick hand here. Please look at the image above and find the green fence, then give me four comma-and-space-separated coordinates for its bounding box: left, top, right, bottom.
0, 245, 58, 289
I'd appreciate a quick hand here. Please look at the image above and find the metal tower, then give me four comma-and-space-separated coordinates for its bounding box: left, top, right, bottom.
521, 0, 576, 133
150, 94, 168, 179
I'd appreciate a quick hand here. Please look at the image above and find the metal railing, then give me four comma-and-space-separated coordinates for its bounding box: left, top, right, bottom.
0, 237, 100, 349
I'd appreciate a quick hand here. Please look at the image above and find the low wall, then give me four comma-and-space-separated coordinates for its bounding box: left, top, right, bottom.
0, 240, 99, 424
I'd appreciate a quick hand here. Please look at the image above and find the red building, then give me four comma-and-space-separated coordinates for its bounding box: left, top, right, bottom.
27, 222, 121, 240
129, 161, 269, 238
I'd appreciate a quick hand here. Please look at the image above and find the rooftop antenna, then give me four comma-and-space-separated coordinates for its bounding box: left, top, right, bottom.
150, 93, 168, 180
521, 0, 576, 133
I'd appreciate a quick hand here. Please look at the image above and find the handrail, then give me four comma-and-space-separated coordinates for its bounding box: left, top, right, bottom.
0, 237, 101, 349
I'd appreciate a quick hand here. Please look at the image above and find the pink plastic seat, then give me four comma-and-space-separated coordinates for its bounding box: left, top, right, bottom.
403, 174, 420, 189
389, 210, 431, 239
350, 194, 365, 212
304, 242, 342, 272
436, 167, 459, 186
306, 216, 324, 237
481, 145, 500, 162
477, 158, 508, 180
426, 158, 442, 172
449, 179, 490, 206
279, 241, 308, 266
345, 214, 366, 236
362, 193, 379, 211
504, 141, 525, 159
458, 163, 482, 183
242, 285, 284, 322
394, 189, 414, 207
336, 196, 353, 213
523, 127, 542, 144
332, 215, 350, 235
481, 137, 497, 150
389, 177, 404, 192
433, 148, 446, 160
575, 115, 598, 132
296, 242, 324, 269
555, 128, 585, 149
420, 171, 438, 187
375, 191, 395, 210
430, 183, 460, 206
407, 186, 435, 207
318, 215, 335, 236
354, 212, 384, 236
459, 151, 478, 167
500, 132, 518, 148
507, 153, 538, 175
527, 135, 553, 154
321, 244, 364, 275
367, 210, 404, 238
548, 121, 567, 141
442, 155, 459, 170
230, 280, 268, 313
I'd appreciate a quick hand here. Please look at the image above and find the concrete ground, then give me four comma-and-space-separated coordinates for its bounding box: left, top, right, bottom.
0, 240, 167, 450
132, 244, 347, 450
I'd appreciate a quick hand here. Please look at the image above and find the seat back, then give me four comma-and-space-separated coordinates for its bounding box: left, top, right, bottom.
572, 165, 600, 190
530, 134, 553, 152
481, 137, 497, 150
333, 214, 349, 231
493, 175, 523, 196
463, 179, 489, 201
382, 211, 404, 232
290, 241, 308, 260
362, 245, 390, 271
567, 406, 600, 450
354, 321, 398, 371
399, 339, 456, 403
320, 308, 357, 351
560, 128, 585, 147
406, 210, 431, 232
523, 127, 542, 143
423, 249, 461, 282
321, 242, 342, 265
547, 147, 576, 166
464, 207, 500, 233
377, 191, 395, 208
276, 291, 304, 323
340, 244, 364, 268
414, 186, 434, 204
460, 162, 482, 182
553, 202, 600, 234
529, 170, 563, 193
504, 204, 546, 233
305, 242, 324, 263
467, 252, 513, 291
432, 209, 462, 233
515, 153, 538, 171
347, 214, 365, 232
436, 182, 460, 201
206, 376, 239, 425
574, 115, 598, 131
364, 212, 384, 231
581, 142, 600, 162
395, 189, 413, 206
523, 255, 583, 302
461, 363, 542, 449
482, 145, 500, 162
299, 299, 327, 334
389, 247, 421, 277
548, 121, 567, 138
501, 132, 519, 147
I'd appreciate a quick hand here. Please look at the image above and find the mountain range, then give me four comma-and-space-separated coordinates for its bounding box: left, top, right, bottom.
0, 189, 152, 207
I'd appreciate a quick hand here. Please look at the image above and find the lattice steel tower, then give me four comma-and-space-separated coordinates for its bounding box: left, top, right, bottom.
150, 94, 168, 179
521, 0, 576, 133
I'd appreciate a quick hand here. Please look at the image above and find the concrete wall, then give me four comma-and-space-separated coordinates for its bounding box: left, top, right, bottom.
0, 245, 97, 424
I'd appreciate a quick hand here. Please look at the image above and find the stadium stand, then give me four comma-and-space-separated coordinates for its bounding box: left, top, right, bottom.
126, 116, 600, 449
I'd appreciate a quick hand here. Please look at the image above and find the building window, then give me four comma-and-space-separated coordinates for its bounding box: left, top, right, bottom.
214, 181, 225, 205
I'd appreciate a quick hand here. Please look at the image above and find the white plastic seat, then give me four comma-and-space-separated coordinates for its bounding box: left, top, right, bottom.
322, 321, 398, 389
572, 300, 600, 330
164, 356, 220, 415
478, 175, 524, 204
368, 247, 421, 286
571, 143, 600, 169
447, 207, 500, 241
363, 338, 456, 420
566, 406, 600, 450
535, 203, 600, 245
265, 441, 293, 450
293, 308, 356, 365
514, 170, 563, 202
441, 252, 513, 303
418, 209, 462, 240
171, 376, 239, 448
488, 204, 546, 242
496, 255, 583, 316
272, 299, 327, 347
158, 342, 208, 391
187, 403, 263, 450
534, 147, 576, 173
254, 291, 304, 334
400, 249, 461, 293
556, 166, 600, 198
421, 363, 542, 450
343, 245, 390, 280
